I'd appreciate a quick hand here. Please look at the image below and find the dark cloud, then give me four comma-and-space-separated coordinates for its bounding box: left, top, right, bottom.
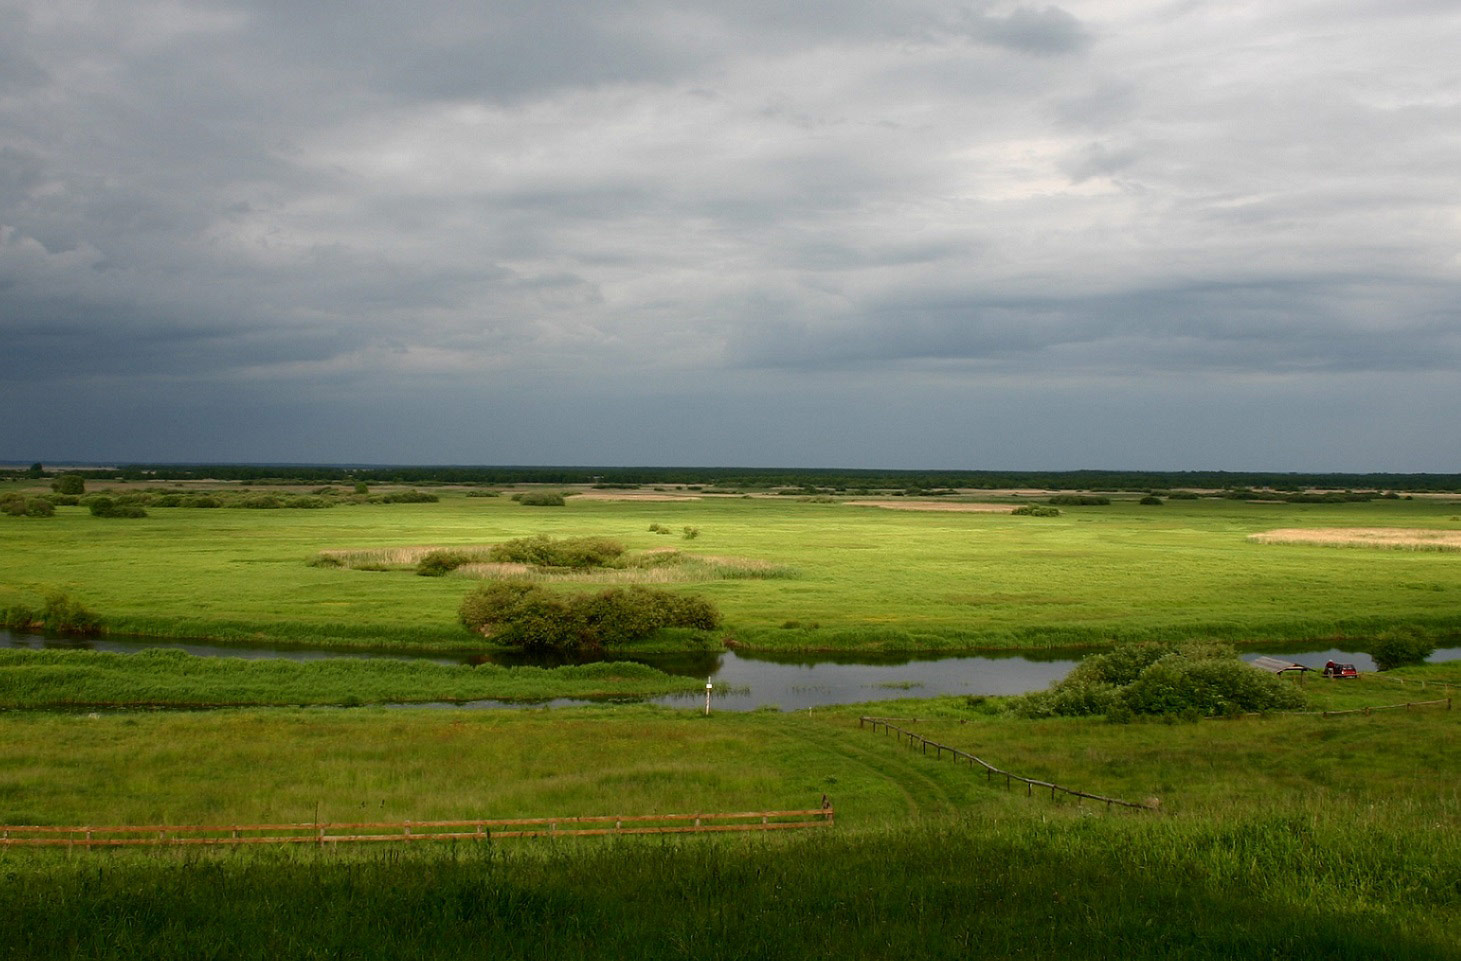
1, 0, 1459, 467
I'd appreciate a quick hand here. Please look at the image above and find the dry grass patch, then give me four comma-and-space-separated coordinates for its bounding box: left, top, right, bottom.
1249, 528, 1461, 551
311, 545, 497, 569
845, 500, 1016, 513
456, 553, 797, 583
568, 491, 703, 502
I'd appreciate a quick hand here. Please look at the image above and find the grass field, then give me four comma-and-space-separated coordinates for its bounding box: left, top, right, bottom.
3, 483, 1461, 653
2, 695, 1457, 959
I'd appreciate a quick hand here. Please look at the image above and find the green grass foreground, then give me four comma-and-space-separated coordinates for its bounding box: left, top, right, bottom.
1, 703, 1457, 959
0, 649, 698, 708
3, 488, 1461, 652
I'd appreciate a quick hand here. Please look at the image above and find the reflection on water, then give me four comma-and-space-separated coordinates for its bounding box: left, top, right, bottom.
4, 629, 1457, 711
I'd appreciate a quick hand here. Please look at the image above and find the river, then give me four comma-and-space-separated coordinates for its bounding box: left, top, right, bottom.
6, 629, 1457, 711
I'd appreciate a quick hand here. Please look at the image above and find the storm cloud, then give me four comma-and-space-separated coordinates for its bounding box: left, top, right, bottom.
2, 0, 1459, 469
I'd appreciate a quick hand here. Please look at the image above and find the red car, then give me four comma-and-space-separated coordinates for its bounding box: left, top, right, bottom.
1322, 661, 1359, 678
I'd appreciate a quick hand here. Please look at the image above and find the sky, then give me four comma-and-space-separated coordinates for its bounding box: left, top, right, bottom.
2, 0, 1459, 471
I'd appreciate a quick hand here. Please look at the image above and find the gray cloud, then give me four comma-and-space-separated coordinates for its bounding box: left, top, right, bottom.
2, 0, 1459, 468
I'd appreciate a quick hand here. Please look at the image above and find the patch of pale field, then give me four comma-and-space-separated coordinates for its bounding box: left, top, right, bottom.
567, 491, 703, 502
1249, 528, 1461, 550
844, 500, 1016, 513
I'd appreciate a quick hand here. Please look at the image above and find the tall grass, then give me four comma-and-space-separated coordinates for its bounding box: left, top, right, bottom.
0, 649, 697, 708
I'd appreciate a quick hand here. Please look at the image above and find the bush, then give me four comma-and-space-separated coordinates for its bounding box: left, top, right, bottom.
380, 490, 438, 504
1011, 505, 1061, 517
241, 495, 283, 509
511, 491, 566, 507
85, 496, 146, 518
1048, 495, 1110, 506
1115, 657, 1305, 717
1008, 641, 1304, 719
488, 535, 625, 569
51, 473, 86, 495
681, 526, 700, 540
1369, 633, 1435, 671
459, 583, 720, 653
1139, 495, 1164, 505
415, 550, 491, 577
39, 592, 101, 633
180, 495, 221, 508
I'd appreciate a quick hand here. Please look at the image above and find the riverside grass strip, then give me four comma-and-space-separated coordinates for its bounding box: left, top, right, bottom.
860, 716, 1157, 811
0, 806, 835, 848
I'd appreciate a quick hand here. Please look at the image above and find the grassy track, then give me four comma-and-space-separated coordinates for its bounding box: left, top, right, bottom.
3, 486, 1461, 652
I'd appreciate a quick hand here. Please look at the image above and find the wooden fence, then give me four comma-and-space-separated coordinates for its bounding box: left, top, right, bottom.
1211, 695, 1453, 720
1315, 697, 1450, 718
860, 717, 1155, 812
0, 806, 834, 849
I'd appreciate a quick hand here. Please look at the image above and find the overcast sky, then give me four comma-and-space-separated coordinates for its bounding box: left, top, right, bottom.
2, 0, 1459, 470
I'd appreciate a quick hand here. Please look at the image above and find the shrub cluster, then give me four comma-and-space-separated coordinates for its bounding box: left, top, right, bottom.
1011, 505, 1061, 517
86, 496, 147, 518
0, 493, 55, 517
1009, 642, 1306, 720
1047, 495, 1111, 506
487, 535, 626, 569
1, 591, 101, 634
511, 491, 567, 507
1139, 495, 1164, 505
459, 583, 720, 652
1368, 632, 1435, 671
379, 490, 438, 504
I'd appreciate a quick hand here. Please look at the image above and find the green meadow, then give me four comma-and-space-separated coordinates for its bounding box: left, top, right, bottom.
3, 483, 1461, 653
4, 481, 1461, 957
2, 696, 1457, 959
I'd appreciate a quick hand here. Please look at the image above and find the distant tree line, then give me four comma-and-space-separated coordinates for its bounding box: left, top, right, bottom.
7, 463, 1461, 492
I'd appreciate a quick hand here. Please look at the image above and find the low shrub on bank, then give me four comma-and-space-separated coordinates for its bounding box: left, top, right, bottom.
1011, 505, 1061, 517
1368, 632, 1435, 671
459, 582, 720, 652
1, 591, 101, 634
1010, 641, 1305, 719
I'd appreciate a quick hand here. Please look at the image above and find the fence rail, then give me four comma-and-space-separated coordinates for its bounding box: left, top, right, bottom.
0, 806, 834, 848
860, 717, 1156, 812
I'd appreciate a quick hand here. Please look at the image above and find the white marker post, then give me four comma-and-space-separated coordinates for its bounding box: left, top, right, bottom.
705, 678, 713, 716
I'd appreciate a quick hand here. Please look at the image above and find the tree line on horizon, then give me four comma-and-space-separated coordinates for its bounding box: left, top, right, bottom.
7, 461, 1461, 492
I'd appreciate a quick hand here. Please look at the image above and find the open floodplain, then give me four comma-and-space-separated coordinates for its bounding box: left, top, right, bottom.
2, 480, 1460, 958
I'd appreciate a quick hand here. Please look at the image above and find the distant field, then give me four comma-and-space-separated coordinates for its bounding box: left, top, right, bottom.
3, 482, 1461, 652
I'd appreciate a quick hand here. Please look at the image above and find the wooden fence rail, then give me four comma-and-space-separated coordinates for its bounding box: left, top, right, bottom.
1211, 696, 1453, 720
1317, 697, 1450, 718
0, 806, 834, 849
860, 717, 1156, 812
